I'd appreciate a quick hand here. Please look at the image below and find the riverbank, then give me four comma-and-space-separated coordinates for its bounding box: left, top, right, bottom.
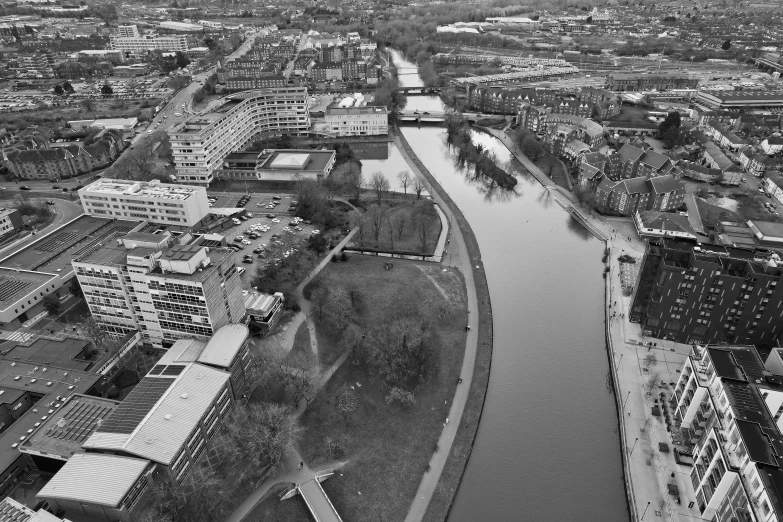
485, 126, 702, 521
394, 127, 494, 522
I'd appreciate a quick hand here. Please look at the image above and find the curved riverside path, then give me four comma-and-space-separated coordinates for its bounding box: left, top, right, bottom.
394, 129, 488, 522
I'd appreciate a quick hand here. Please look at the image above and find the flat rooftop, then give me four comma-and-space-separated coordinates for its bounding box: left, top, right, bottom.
80, 179, 203, 200
0, 215, 138, 277
0, 336, 92, 371
259, 149, 335, 173
0, 269, 56, 309
18, 394, 119, 460
0, 360, 101, 475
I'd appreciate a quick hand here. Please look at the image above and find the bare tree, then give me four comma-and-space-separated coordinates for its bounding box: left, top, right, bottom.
413, 177, 426, 199
385, 216, 395, 250
416, 216, 428, 252
370, 206, 385, 241
392, 215, 406, 240
396, 170, 411, 195
643, 353, 658, 369
79, 317, 120, 357
350, 210, 367, 246
311, 286, 329, 320
369, 171, 390, 205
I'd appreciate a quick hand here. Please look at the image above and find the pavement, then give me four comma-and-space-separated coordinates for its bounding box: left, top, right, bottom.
394, 133, 481, 522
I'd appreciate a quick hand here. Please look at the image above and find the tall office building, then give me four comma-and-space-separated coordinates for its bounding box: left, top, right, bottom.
168, 87, 310, 185
78, 178, 210, 228
72, 230, 245, 349
630, 238, 783, 345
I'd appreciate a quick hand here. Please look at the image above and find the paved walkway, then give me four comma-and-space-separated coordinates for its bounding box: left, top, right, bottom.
395, 133, 481, 522
225, 228, 358, 522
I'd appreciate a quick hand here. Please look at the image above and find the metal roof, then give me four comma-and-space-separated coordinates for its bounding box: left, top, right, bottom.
37, 453, 150, 507
198, 324, 249, 368
156, 339, 207, 366
84, 363, 230, 465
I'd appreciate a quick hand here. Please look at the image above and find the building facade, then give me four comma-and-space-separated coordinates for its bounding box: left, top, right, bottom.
79, 178, 209, 228
109, 34, 188, 53
72, 233, 245, 349
324, 105, 388, 137
629, 239, 783, 345
168, 88, 310, 185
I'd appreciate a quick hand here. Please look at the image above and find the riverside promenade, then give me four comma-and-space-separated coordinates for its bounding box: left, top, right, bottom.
394, 128, 494, 522
482, 127, 708, 521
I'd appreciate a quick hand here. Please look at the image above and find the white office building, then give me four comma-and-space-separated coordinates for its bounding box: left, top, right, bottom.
325, 104, 388, 137
168, 88, 310, 185
78, 179, 210, 228
109, 33, 188, 53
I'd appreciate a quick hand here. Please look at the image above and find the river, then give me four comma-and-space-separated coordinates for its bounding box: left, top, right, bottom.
390, 50, 628, 521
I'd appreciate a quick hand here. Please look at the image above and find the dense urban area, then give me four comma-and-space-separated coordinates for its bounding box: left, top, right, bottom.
0, 0, 781, 521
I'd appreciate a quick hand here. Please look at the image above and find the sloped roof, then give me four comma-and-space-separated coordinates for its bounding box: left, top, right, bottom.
83, 363, 230, 465
640, 150, 670, 170
37, 453, 149, 507
582, 151, 606, 166
618, 143, 645, 165
638, 211, 695, 235
580, 163, 603, 180
648, 175, 684, 195
618, 176, 650, 195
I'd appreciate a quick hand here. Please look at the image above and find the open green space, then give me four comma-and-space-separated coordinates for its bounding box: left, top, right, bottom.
608, 105, 650, 124
250, 255, 468, 521
351, 199, 441, 255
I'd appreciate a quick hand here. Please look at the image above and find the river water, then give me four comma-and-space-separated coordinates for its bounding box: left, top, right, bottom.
390, 50, 628, 521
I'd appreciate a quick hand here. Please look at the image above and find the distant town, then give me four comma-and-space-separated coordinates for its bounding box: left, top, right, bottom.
0, 0, 781, 521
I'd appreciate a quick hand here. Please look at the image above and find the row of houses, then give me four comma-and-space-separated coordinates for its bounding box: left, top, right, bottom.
468, 84, 620, 120
2, 131, 125, 180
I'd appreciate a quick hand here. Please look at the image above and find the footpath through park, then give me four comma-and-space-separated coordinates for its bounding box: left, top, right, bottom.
394, 132, 482, 522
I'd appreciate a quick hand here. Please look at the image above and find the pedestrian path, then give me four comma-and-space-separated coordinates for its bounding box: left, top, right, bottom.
395, 131, 481, 522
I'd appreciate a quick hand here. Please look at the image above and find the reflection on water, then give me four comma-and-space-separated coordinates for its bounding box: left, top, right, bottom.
347, 141, 390, 161
399, 125, 627, 522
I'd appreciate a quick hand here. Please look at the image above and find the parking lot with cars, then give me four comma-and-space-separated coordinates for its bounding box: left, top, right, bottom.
207, 193, 321, 283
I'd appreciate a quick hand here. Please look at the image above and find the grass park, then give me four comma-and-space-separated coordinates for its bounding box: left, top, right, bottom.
248, 254, 468, 521
352, 197, 442, 256
0, 98, 163, 132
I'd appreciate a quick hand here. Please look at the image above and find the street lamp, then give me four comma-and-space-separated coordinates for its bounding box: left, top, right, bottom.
623, 390, 631, 410
641, 501, 651, 521
629, 437, 639, 456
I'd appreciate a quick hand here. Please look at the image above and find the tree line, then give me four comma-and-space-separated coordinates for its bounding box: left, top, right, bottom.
446, 118, 517, 189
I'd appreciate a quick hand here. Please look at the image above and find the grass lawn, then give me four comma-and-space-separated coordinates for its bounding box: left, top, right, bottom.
250, 255, 468, 522
353, 199, 442, 255
536, 155, 570, 190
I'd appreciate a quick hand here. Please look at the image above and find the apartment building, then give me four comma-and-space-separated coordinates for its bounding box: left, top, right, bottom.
109, 33, 188, 53
72, 230, 245, 349
78, 178, 209, 228
629, 238, 783, 345
672, 344, 783, 521
117, 24, 140, 38
168, 88, 310, 185
605, 73, 700, 92
0, 208, 21, 239
324, 105, 388, 137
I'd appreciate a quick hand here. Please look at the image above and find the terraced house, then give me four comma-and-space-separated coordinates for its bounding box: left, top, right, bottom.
3, 131, 124, 180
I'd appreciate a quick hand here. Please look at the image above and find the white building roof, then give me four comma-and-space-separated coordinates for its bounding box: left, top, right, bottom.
157, 338, 207, 365
82, 364, 230, 465
198, 323, 248, 368
37, 453, 149, 507
80, 178, 202, 200
270, 153, 310, 169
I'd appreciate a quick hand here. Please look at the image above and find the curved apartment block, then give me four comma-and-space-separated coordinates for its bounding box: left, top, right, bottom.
168, 87, 311, 185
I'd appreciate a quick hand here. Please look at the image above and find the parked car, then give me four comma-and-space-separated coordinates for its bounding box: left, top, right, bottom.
46, 200, 55, 205
52, 185, 60, 189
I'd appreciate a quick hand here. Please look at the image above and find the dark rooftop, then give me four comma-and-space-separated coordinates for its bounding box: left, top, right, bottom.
97, 376, 176, 435
160, 244, 202, 262
0, 336, 92, 371
736, 420, 783, 467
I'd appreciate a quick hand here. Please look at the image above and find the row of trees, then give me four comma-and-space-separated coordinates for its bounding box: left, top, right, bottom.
350, 204, 432, 253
